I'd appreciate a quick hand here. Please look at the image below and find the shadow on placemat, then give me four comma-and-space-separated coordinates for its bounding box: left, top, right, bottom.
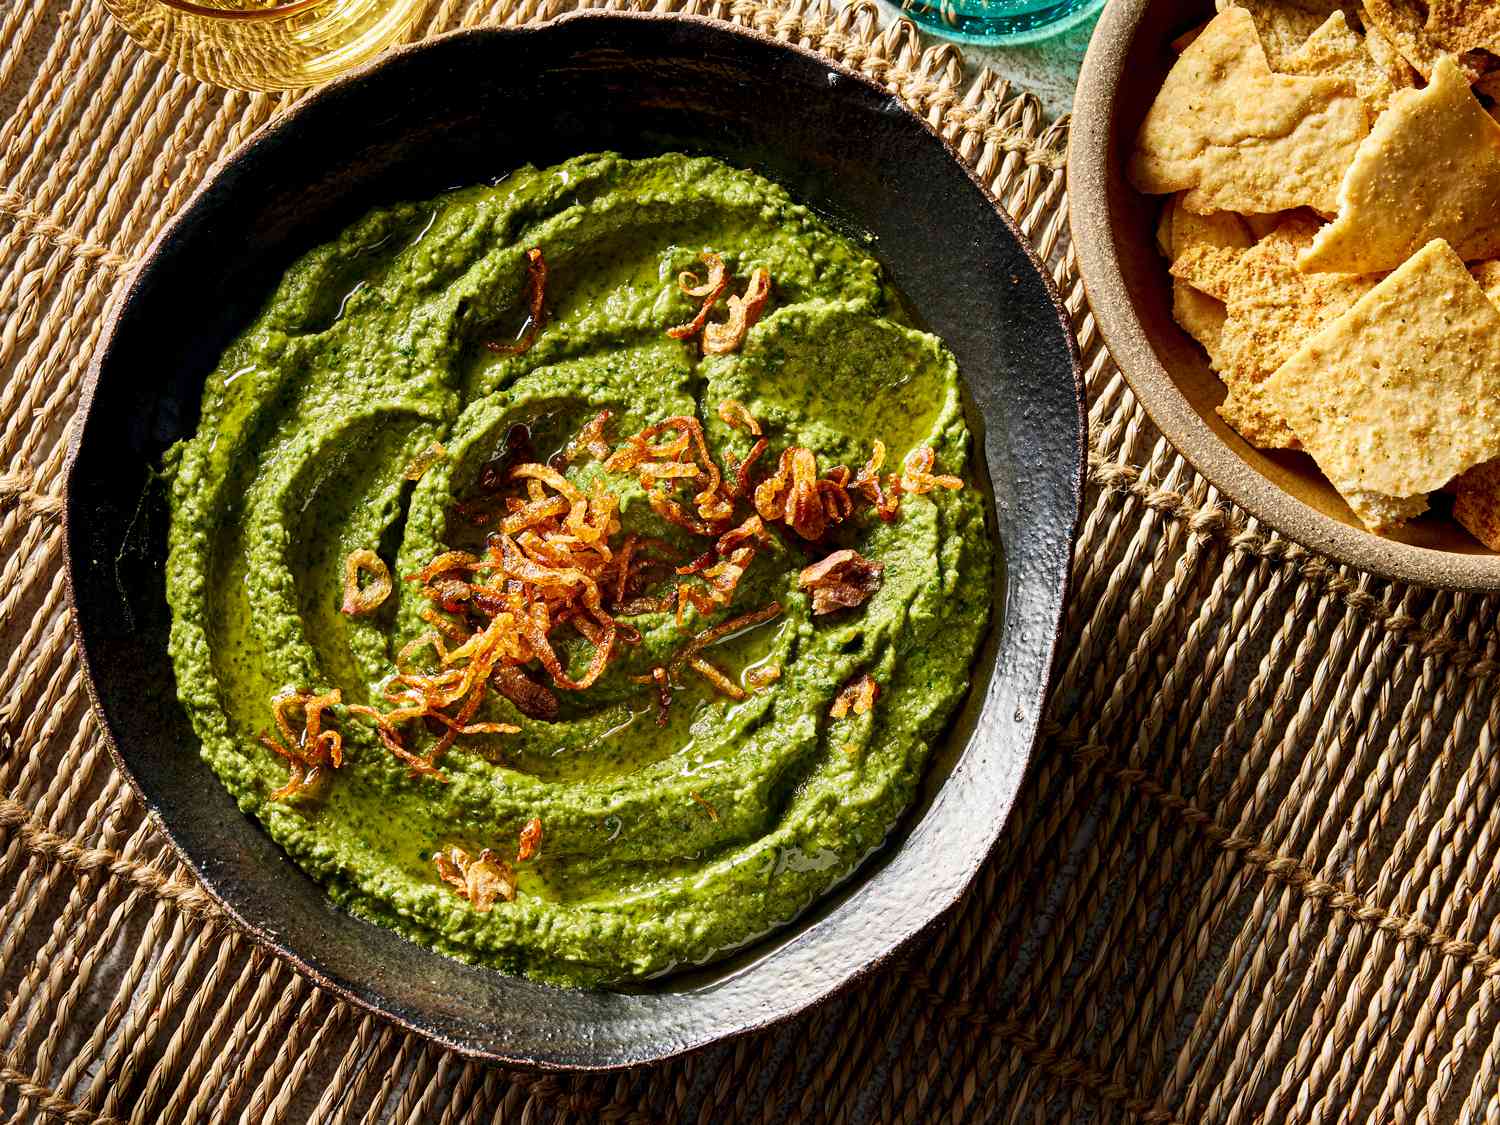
4, 0, 1500, 1122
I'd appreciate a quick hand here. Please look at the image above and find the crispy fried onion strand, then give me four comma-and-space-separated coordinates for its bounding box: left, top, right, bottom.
830, 673, 879, 720
754, 446, 831, 541
666, 251, 731, 341
673, 600, 783, 692
900, 445, 964, 494
703, 267, 771, 355
517, 816, 543, 862
345, 460, 652, 776
564, 410, 613, 464
486, 247, 548, 356
403, 440, 448, 481
798, 549, 884, 616
260, 687, 344, 800
433, 846, 516, 911
341, 549, 393, 616
717, 398, 762, 436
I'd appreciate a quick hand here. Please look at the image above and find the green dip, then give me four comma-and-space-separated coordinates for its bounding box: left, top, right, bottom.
164, 152, 993, 986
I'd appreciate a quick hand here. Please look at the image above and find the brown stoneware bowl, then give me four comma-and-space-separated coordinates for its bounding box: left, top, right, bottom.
1071, 0, 1500, 589
65, 13, 1085, 1068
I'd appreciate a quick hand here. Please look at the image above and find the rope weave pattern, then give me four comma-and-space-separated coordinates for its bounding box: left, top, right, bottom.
5, 0, 1500, 1122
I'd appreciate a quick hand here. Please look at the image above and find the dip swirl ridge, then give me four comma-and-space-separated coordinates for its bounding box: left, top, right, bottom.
165, 152, 994, 986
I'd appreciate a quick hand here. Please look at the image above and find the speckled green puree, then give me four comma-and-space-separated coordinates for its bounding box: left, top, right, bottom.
165, 152, 993, 987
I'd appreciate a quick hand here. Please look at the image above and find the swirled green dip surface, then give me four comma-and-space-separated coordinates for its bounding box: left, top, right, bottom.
165, 152, 993, 987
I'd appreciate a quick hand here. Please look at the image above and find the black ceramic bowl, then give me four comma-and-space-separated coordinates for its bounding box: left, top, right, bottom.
65, 13, 1084, 1068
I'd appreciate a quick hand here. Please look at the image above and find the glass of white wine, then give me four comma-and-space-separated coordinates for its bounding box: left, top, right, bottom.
103, 0, 428, 92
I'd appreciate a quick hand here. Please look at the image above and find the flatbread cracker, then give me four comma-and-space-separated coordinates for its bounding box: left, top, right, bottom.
1217, 0, 1349, 67
1172, 215, 1379, 448
1170, 199, 1254, 261
1263, 239, 1500, 529
1129, 8, 1369, 216
1430, 0, 1500, 55
1300, 57, 1500, 272
1453, 459, 1500, 549
1161, 197, 1251, 374
1173, 282, 1233, 370
1360, 15, 1423, 90
1362, 0, 1500, 77
1281, 11, 1414, 116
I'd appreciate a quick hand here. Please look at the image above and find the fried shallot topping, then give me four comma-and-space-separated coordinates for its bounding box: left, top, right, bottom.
517, 816, 543, 862
703, 268, 771, 355
291, 401, 961, 792
690, 791, 721, 822
486, 247, 548, 357
403, 440, 448, 481
563, 410, 613, 465
745, 663, 781, 689
647, 665, 672, 725
798, 549, 885, 616
852, 441, 900, 522
341, 458, 650, 776
260, 687, 345, 800
341, 549, 393, 616
667, 251, 731, 342
717, 398, 762, 436
492, 665, 559, 721
830, 674, 879, 720
755, 446, 834, 541
900, 446, 964, 495
433, 846, 516, 912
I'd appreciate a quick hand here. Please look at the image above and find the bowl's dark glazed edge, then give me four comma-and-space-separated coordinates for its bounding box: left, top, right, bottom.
63, 12, 1086, 1069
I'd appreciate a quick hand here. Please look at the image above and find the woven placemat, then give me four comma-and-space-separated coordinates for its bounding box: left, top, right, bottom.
5, 0, 1500, 1121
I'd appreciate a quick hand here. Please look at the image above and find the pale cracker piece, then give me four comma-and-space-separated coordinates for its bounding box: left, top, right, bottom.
1368, 14, 1422, 90
1173, 214, 1379, 448
1165, 199, 1251, 371
1171, 243, 1239, 302
1343, 489, 1429, 531
1360, 13, 1423, 90
1453, 459, 1500, 549
1129, 8, 1369, 216
1170, 199, 1255, 259
1173, 281, 1232, 371
1281, 10, 1412, 115
1301, 57, 1500, 272
1429, 0, 1500, 55
1263, 239, 1500, 528
1217, 0, 1349, 67
1361, 0, 1446, 76
1362, 0, 1500, 77
1218, 380, 1304, 449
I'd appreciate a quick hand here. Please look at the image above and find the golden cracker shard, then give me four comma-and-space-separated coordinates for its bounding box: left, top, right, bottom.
1301, 56, 1500, 273
1130, 7, 1368, 216
1264, 239, 1500, 530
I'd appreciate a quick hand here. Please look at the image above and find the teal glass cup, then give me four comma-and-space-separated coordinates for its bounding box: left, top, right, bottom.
900, 0, 1104, 45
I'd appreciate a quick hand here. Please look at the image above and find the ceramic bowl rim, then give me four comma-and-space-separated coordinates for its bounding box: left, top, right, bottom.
63, 10, 1086, 1068
1069, 0, 1500, 590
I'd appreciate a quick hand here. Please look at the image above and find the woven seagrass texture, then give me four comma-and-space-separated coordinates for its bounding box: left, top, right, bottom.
5, 0, 1500, 1121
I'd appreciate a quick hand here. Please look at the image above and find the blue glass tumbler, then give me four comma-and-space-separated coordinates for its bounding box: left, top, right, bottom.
899, 0, 1104, 46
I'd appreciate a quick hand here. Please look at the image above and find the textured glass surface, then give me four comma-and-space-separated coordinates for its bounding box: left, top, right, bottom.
900, 0, 1104, 46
